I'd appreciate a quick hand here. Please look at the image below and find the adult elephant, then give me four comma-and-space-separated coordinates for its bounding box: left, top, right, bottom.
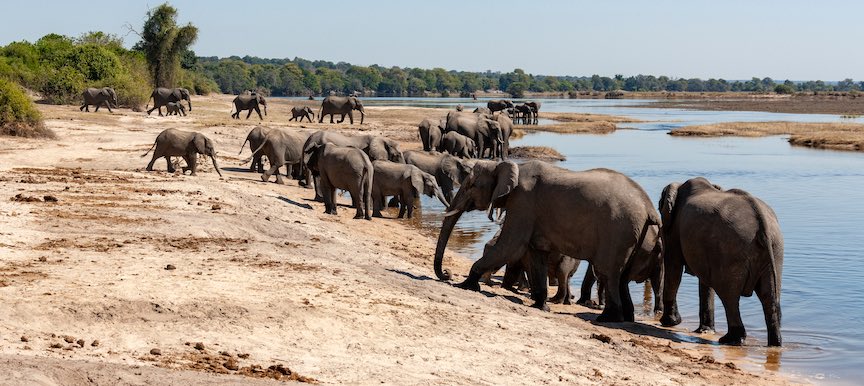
486, 99, 513, 114
371, 161, 449, 219
473, 107, 492, 114
80, 87, 118, 113
241, 127, 310, 185
289, 106, 315, 122
404, 150, 472, 202
440, 131, 476, 158
434, 160, 661, 320
492, 112, 513, 159
146, 87, 192, 116
305, 143, 373, 220
238, 126, 270, 173
319, 96, 365, 124
514, 104, 534, 124
418, 117, 445, 151
141, 129, 222, 177
444, 111, 502, 160
231, 93, 267, 120
525, 101, 541, 119
659, 177, 784, 346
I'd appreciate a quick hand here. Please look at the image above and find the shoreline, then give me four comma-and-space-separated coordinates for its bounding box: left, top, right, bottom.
0, 95, 793, 384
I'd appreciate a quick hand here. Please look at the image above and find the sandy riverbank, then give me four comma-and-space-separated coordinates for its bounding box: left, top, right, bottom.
0, 95, 791, 385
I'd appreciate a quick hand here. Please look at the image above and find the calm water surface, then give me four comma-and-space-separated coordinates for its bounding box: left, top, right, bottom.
386, 98, 864, 384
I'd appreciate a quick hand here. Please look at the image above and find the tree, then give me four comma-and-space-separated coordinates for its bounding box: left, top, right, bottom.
133, 3, 198, 88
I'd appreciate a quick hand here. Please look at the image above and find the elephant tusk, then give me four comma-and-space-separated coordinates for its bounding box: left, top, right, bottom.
443, 209, 461, 217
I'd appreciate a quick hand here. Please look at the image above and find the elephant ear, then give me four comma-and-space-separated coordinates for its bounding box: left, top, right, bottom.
659, 183, 680, 232
489, 161, 519, 218
193, 133, 207, 154
367, 138, 386, 161
410, 170, 425, 197
440, 156, 460, 183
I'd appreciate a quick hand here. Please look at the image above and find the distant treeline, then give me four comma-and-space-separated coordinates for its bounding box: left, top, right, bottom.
2, 31, 864, 108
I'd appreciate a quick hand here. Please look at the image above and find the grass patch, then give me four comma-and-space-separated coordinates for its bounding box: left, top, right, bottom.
515, 121, 617, 134
670, 121, 864, 152
0, 79, 55, 138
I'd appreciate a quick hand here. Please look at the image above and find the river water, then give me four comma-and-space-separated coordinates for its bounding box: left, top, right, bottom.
358, 97, 864, 384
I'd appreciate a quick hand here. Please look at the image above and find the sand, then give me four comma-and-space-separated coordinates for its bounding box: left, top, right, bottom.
0, 95, 792, 385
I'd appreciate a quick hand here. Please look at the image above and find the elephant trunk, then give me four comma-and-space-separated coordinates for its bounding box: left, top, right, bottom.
210, 155, 223, 177
434, 210, 462, 281
359, 108, 365, 125
434, 188, 450, 208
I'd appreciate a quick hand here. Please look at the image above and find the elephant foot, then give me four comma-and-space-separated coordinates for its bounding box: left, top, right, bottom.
561, 297, 573, 305
455, 279, 481, 292
549, 294, 564, 304
313, 195, 324, 202
660, 311, 682, 327
577, 299, 603, 310
372, 212, 383, 218
719, 327, 747, 345
531, 302, 550, 312
694, 325, 715, 334
353, 213, 365, 219
387, 197, 400, 207
260, 174, 270, 182
365, 215, 372, 221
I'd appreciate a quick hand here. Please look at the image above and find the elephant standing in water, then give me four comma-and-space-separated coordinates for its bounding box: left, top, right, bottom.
444, 111, 502, 160
231, 93, 267, 120
403, 150, 473, 202
304, 143, 373, 220
371, 161, 449, 219
486, 99, 513, 114
434, 160, 660, 321
319, 96, 365, 124
289, 106, 315, 122
659, 177, 784, 346
142, 129, 222, 177
146, 87, 192, 116
80, 87, 118, 113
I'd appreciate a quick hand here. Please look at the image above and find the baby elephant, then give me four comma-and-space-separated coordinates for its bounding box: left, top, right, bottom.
289, 106, 315, 123
371, 161, 449, 219
165, 102, 187, 116
142, 128, 222, 177
305, 143, 372, 220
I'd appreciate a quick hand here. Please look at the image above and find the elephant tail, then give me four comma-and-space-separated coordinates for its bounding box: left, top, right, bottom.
241, 139, 267, 165
141, 139, 157, 158
238, 137, 249, 155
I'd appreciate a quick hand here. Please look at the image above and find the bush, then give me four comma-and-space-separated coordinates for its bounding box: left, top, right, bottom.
105, 52, 152, 110
0, 78, 53, 138
41, 66, 85, 104
774, 84, 795, 95
176, 67, 220, 95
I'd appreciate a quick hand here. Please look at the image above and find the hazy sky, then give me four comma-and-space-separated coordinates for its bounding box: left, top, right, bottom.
2, 0, 861, 80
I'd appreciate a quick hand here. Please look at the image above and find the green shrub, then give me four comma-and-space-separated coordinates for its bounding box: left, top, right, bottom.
774, 84, 795, 95
41, 66, 85, 104
0, 78, 53, 138
177, 67, 220, 95
104, 52, 152, 110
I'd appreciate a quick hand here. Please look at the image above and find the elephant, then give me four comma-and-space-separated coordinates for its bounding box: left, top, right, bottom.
166, 102, 186, 116
441, 131, 477, 158
302, 131, 404, 200
514, 104, 534, 124
80, 87, 117, 113
444, 111, 502, 160
371, 161, 449, 219
304, 143, 373, 220
231, 93, 267, 120
142, 129, 222, 177
418, 117, 445, 152
241, 127, 310, 185
492, 112, 513, 159
658, 177, 784, 346
473, 107, 492, 114
318, 96, 365, 124
289, 106, 315, 123
239, 126, 270, 173
455, 104, 464, 112
146, 87, 192, 116
403, 150, 472, 202
434, 160, 661, 321
486, 99, 513, 114
525, 101, 541, 119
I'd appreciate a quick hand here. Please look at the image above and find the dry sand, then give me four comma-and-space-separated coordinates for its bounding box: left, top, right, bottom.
0, 95, 793, 385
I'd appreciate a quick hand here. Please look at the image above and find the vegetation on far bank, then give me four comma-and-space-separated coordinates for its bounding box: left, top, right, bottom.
670, 121, 864, 152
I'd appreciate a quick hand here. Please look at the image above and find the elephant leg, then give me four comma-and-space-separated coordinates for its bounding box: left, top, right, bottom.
337, 113, 345, 123
80, 103, 86, 111
549, 267, 569, 304
526, 248, 550, 311
718, 295, 747, 345
246, 108, 253, 120
351, 187, 365, 219
94, 103, 100, 112
372, 192, 384, 218
104, 101, 113, 113
146, 154, 159, 171
312, 175, 324, 201
660, 253, 685, 327
146, 106, 157, 115
695, 280, 716, 333
262, 161, 283, 184
619, 271, 635, 322
596, 269, 625, 322
348, 111, 354, 125
186, 152, 198, 175
458, 221, 530, 292
501, 259, 525, 292
165, 156, 175, 173
576, 265, 601, 308
756, 276, 783, 346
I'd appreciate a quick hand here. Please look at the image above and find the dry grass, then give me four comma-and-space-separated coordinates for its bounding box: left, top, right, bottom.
515, 121, 617, 135
509, 146, 566, 161
670, 121, 864, 151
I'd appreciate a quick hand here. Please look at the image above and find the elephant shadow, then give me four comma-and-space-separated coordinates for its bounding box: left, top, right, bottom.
569, 312, 716, 345
387, 269, 435, 281
276, 196, 313, 210
220, 167, 254, 173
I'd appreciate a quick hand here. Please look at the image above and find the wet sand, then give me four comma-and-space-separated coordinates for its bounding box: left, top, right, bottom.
0, 95, 791, 384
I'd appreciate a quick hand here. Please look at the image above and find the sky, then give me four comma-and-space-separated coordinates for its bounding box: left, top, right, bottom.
1, 0, 862, 81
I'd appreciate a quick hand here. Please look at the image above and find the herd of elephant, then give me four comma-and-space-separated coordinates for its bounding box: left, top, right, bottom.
84, 87, 784, 347
79, 86, 366, 126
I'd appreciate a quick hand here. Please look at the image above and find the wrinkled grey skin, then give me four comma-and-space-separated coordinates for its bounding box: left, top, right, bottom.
318, 96, 365, 124
659, 177, 783, 346
525, 101, 541, 119
232, 93, 267, 120
486, 99, 513, 114
302, 131, 404, 200
289, 106, 315, 122
305, 143, 373, 220
146, 87, 192, 116
241, 127, 310, 185
239, 126, 270, 173
514, 104, 534, 123
80, 87, 118, 113
371, 161, 449, 219
434, 161, 660, 320
492, 113, 513, 159
403, 150, 472, 203
444, 111, 502, 160
165, 102, 186, 116
142, 128, 222, 177
441, 131, 477, 158
418, 117, 445, 151
473, 107, 492, 114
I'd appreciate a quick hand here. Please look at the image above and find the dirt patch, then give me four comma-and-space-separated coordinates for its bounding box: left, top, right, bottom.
669, 121, 864, 152
151, 350, 317, 383
509, 146, 566, 161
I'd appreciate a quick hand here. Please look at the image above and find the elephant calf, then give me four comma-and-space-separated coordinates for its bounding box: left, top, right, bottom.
290, 106, 315, 123
142, 129, 222, 177
166, 102, 187, 116
371, 161, 449, 219
305, 143, 373, 220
